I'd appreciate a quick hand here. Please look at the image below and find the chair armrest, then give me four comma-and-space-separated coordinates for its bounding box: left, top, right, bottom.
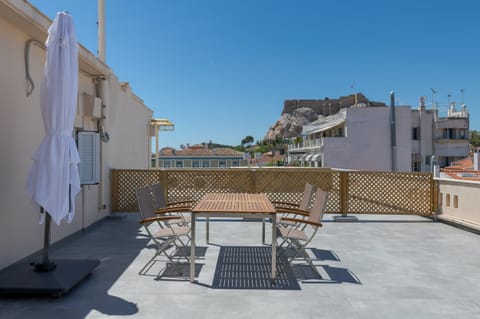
155, 206, 191, 214
139, 216, 181, 224
280, 217, 322, 228
276, 207, 310, 217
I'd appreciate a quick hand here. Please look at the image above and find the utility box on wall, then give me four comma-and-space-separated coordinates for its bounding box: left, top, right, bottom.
83, 93, 102, 119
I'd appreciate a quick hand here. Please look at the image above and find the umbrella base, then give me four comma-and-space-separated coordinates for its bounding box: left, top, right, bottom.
0, 259, 99, 297
33, 261, 57, 272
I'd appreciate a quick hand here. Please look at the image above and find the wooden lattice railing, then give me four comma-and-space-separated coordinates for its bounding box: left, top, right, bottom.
111, 168, 437, 216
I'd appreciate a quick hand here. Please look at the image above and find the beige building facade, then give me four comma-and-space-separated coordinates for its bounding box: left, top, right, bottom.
0, 1, 153, 269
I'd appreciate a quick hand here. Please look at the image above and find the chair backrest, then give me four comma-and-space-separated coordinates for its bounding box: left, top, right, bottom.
136, 186, 156, 220
307, 188, 329, 228
298, 183, 316, 211
151, 182, 167, 208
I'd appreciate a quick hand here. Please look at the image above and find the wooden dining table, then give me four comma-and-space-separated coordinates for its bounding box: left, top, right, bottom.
190, 193, 278, 283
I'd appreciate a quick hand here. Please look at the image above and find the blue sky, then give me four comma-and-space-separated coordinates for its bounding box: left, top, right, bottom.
30, 0, 480, 148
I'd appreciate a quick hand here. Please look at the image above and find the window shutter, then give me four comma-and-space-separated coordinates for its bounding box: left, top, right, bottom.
77, 131, 100, 185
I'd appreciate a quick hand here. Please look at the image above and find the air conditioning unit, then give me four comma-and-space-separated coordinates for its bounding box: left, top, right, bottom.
83, 93, 102, 118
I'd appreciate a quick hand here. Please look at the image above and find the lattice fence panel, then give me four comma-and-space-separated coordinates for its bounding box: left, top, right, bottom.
346, 172, 432, 215
327, 171, 342, 214
253, 169, 339, 213
111, 169, 434, 215
111, 169, 162, 211
166, 169, 254, 204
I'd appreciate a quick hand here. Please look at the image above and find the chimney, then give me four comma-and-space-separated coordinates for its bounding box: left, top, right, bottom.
390, 91, 397, 171
419, 96, 425, 111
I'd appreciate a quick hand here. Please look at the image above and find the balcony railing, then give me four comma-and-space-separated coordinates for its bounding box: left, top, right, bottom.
288, 138, 324, 151
111, 168, 437, 216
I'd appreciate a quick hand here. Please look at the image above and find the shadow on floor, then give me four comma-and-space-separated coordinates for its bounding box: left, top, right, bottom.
0, 216, 144, 318
211, 246, 301, 290
138, 246, 208, 280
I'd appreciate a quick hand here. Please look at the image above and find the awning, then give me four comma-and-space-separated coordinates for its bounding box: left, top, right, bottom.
151, 118, 174, 132
312, 154, 321, 161
304, 154, 313, 161
302, 109, 346, 136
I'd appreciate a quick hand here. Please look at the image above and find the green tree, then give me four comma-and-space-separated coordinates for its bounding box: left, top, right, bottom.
241, 135, 254, 146
294, 136, 303, 144
471, 130, 480, 148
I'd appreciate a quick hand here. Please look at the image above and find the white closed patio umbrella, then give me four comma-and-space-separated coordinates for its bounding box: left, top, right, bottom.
26, 12, 80, 227
25, 12, 85, 275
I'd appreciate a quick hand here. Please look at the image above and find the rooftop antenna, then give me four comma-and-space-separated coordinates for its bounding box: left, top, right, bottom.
430, 88, 437, 121
430, 88, 436, 109
447, 94, 451, 106
461, 89, 464, 105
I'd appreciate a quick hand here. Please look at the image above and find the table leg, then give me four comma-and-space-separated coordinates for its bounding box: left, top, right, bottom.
206, 216, 210, 244
271, 213, 276, 282
262, 218, 266, 245
190, 213, 196, 282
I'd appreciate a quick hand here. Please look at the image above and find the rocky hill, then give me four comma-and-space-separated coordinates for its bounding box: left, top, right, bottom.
264, 93, 386, 140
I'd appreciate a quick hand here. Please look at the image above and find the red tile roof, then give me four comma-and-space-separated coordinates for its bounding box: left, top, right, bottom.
441, 156, 480, 181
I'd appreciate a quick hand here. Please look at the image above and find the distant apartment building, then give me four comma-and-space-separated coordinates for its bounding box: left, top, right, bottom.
287, 96, 469, 172
157, 144, 248, 168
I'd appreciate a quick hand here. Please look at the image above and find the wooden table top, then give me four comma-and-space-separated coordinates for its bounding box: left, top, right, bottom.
192, 193, 276, 214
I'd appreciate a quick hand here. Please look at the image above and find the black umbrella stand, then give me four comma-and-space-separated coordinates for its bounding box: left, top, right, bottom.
0, 207, 100, 296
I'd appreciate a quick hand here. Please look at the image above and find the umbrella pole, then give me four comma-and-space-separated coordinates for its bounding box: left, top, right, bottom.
33, 207, 56, 272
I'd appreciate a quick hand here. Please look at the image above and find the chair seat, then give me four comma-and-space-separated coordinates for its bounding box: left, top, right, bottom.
154, 226, 191, 238
166, 215, 191, 225
277, 226, 309, 242
279, 218, 297, 226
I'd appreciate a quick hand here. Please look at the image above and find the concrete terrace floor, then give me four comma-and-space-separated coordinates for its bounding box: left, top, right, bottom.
1, 213, 480, 319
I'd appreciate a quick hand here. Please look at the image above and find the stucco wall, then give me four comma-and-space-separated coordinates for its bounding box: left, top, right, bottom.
394, 106, 413, 172
323, 107, 393, 171
0, 1, 153, 269
437, 178, 480, 231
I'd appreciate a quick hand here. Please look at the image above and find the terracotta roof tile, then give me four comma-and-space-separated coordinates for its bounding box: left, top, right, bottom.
441, 156, 480, 181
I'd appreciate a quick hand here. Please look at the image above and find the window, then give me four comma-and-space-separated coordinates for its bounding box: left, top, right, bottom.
192, 160, 200, 168
411, 153, 420, 172
412, 161, 420, 172
77, 131, 100, 185
175, 161, 183, 168
450, 129, 456, 139
425, 156, 431, 166
443, 128, 456, 139
232, 160, 239, 167
219, 160, 226, 168
202, 160, 210, 168
163, 161, 171, 168
412, 127, 420, 140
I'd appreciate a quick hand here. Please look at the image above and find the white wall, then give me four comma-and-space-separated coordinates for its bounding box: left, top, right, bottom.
0, 1, 153, 269
323, 107, 393, 171
394, 106, 413, 172
437, 178, 480, 231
